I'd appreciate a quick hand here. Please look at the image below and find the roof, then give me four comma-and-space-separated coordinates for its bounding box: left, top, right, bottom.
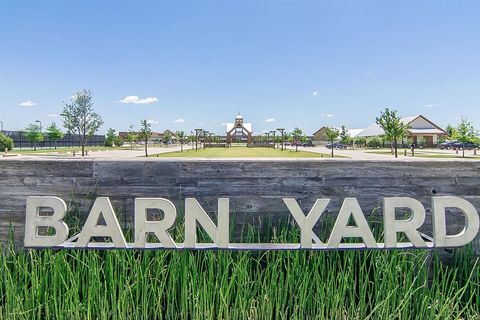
312, 127, 364, 138
356, 115, 446, 137
347, 129, 365, 138
226, 122, 252, 133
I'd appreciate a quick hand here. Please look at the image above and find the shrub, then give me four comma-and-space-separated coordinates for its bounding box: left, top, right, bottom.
114, 136, 124, 147
104, 139, 113, 147
0, 132, 14, 151
367, 137, 382, 148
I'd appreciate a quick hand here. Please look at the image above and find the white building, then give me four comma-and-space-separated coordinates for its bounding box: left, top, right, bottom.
356, 115, 446, 147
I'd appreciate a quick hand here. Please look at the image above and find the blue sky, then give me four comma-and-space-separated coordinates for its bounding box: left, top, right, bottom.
1, 0, 479, 135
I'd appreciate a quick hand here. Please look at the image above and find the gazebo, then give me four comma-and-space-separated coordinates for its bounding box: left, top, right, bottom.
226, 115, 252, 144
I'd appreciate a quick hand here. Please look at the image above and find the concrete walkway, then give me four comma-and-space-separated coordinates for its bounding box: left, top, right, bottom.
2, 145, 478, 161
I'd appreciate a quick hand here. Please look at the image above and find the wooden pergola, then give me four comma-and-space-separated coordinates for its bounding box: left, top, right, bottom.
226, 115, 252, 144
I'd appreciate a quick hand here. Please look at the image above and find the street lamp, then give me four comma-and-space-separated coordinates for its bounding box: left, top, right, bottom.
277, 128, 285, 151
194, 128, 202, 151
35, 120, 43, 149
203, 130, 209, 149
270, 130, 276, 149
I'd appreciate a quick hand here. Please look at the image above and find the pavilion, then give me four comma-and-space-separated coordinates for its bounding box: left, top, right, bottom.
226, 115, 252, 144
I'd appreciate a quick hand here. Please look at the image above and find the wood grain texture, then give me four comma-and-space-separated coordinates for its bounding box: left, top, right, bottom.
0, 159, 478, 253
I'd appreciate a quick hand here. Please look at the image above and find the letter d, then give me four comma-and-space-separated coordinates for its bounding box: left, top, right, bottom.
24, 196, 69, 247
432, 196, 479, 248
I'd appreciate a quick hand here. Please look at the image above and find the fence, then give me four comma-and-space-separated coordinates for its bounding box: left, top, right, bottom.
1, 130, 106, 149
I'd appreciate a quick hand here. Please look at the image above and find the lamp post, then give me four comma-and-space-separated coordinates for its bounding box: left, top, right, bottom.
277, 128, 285, 151
203, 130, 209, 149
35, 120, 43, 149
270, 130, 276, 149
194, 128, 202, 151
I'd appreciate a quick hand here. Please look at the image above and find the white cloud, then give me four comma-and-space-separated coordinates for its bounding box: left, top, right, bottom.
18, 100, 37, 107
321, 113, 334, 118
46, 114, 58, 117
364, 71, 373, 76
173, 118, 185, 123
312, 91, 319, 96
146, 119, 159, 124
118, 95, 159, 104
265, 118, 275, 123
220, 123, 227, 126
425, 104, 440, 108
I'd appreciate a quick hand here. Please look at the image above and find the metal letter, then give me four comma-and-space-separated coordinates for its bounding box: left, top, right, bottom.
24, 196, 69, 247
134, 198, 177, 248
184, 198, 229, 248
75, 197, 127, 248
432, 196, 480, 247
383, 197, 428, 248
328, 198, 377, 248
283, 198, 330, 248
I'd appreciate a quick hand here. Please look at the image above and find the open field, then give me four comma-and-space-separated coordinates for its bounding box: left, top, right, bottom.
152, 147, 336, 158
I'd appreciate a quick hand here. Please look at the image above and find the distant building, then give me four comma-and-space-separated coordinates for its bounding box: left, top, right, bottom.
312, 127, 364, 145
356, 115, 446, 147
226, 115, 252, 143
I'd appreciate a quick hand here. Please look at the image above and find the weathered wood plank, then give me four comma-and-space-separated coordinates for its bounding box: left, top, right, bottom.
0, 160, 478, 253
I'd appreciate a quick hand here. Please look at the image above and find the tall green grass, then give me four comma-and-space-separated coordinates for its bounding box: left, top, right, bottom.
1, 225, 478, 319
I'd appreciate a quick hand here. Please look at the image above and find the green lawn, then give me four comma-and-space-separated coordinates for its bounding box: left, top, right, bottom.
152, 147, 336, 158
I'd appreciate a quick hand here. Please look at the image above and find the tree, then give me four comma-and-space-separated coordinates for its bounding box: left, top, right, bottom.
454, 119, 479, 158
376, 108, 410, 158
445, 125, 457, 140
339, 125, 351, 145
113, 136, 124, 147
61, 89, 104, 157
325, 127, 339, 158
291, 127, 303, 151
125, 125, 137, 150
105, 128, 116, 147
176, 131, 186, 152
189, 132, 196, 150
25, 123, 44, 151
0, 132, 14, 151
138, 120, 152, 157
46, 122, 64, 149
163, 131, 172, 144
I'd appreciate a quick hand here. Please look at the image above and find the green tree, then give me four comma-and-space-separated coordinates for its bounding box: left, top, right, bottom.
176, 131, 186, 152
376, 108, 410, 158
189, 132, 195, 150
454, 119, 479, 158
163, 132, 172, 144
291, 127, 303, 151
0, 132, 14, 151
325, 127, 339, 158
339, 125, 351, 144
113, 136, 124, 147
367, 137, 382, 148
445, 124, 457, 141
125, 125, 137, 150
137, 120, 152, 157
105, 128, 116, 147
355, 137, 367, 148
61, 89, 104, 157
25, 123, 44, 151
46, 122, 64, 149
